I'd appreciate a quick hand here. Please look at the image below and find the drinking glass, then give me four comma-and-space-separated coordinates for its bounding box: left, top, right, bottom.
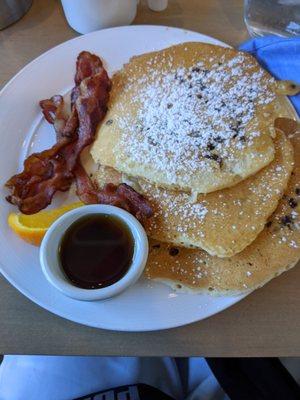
244, 0, 300, 37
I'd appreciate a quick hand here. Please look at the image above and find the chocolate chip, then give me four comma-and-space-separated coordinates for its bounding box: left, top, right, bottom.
207, 142, 215, 151
148, 138, 158, 146
106, 119, 113, 125
192, 67, 200, 73
188, 131, 200, 137
265, 221, 272, 228
204, 153, 222, 167
289, 198, 298, 208
187, 74, 192, 80
196, 94, 202, 99
169, 247, 179, 256
152, 244, 161, 249
204, 154, 217, 161
215, 136, 224, 143
295, 188, 300, 196
281, 215, 292, 226
239, 136, 246, 142
248, 262, 253, 266
167, 103, 173, 109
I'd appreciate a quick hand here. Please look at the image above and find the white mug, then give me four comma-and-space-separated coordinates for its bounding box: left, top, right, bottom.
61, 0, 168, 34
61, 0, 139, 34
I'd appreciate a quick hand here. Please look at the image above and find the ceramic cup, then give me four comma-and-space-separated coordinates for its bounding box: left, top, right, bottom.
61, 0, 139, 34
61, 0, 169, 34
40, 205, 149, 301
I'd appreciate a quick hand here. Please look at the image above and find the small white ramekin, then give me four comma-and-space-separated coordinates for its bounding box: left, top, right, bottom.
40, 204, 148, 301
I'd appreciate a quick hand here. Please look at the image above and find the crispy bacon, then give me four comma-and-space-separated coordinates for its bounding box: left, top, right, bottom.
6, 52, 111, 214
74, 51, 104, 86
74, 164, 153, 222
40, 95, 63, 125
5, 51, 153, 222
39, 95, 75, 140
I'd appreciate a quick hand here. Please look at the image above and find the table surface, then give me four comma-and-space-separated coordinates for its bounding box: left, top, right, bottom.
0, 0, 299, 357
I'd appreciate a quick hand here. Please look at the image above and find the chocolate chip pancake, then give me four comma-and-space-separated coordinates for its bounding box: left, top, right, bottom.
144, 121, 300, 294
91, 42, 279, 194
94, 130, 293, 257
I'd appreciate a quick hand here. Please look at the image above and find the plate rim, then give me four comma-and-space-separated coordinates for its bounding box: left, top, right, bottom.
0, 261, 248, 331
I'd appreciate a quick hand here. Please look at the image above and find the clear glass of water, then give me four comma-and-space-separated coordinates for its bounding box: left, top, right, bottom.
244, 0, 300, 37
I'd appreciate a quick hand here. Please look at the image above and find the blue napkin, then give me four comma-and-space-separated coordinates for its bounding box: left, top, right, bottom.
239, 36, 300, 115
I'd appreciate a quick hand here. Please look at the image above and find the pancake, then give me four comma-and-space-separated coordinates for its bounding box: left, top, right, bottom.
145, 122, 300, 295
91, 42, 279, 194
94, 130, 294, 257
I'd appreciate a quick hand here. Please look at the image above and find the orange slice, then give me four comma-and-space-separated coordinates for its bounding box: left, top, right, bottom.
8, 202, 83, 246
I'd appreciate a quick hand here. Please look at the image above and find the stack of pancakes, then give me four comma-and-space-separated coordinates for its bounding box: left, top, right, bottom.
90, 42, 300, 295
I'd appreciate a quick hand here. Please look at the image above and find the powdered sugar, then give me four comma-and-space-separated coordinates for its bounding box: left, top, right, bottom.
117, 53, 275, 183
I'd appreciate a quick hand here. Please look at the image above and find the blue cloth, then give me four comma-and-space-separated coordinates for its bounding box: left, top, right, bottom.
239, 36, 300, 115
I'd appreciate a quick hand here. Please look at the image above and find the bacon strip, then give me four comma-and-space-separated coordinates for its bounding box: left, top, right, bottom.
74, 164, 153, 221
5, 51, 153, 222
40, 95, 63, 125
74, 51, 104, 86
40, 95, 74, 140
6, 52, 110, 214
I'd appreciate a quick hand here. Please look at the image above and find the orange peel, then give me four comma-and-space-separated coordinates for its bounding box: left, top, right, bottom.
8, 202, 83, 246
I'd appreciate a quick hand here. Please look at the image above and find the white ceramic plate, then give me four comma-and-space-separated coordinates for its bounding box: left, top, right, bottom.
0, 25, 248, 331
